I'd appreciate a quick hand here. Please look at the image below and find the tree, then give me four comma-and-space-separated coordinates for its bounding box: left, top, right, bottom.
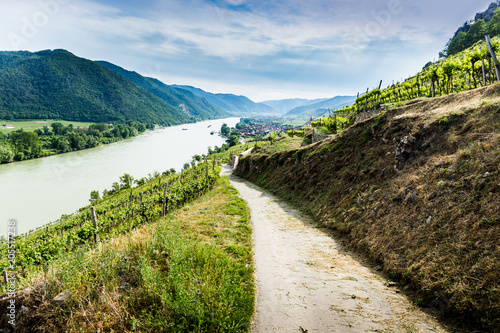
467, 20, 487, 46
89, 190, 100, 203
488, 8, 500, 36
220, 123, 230, 136
51, 122, 65, 135
268, 132, 277, 145
183, 163, 190, 171
119, 173, 135, 189
227, 133, 240, 147
9, 131, 41, 158
111, 182, 120, 192
0, 143, 15, 163
43, 126, 51, 136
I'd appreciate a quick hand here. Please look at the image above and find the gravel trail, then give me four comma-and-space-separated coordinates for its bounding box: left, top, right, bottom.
224, 167, 448, 333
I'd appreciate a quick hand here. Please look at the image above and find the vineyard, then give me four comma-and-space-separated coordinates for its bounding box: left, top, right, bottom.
0, 160, 221, 275
314, 35, 500, 130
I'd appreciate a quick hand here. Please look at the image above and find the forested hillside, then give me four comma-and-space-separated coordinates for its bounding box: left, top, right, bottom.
96, 61, 229, 120
0, 50, 192, 125
442, 1, 500, 56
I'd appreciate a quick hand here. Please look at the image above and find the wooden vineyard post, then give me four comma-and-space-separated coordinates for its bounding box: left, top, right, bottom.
482, 60, 487, 86
140, 193, 143, 206
213, 158, 215, 172
129, 190, 132, 209
90, 206, 98, 244
2, 270, 7, 286
431, 77, 436, 97
364, 88, 369, 111
206, 164, 209, 180
486, 35, 500, 82
417, 74, 421, 97
162, 183, 167, 217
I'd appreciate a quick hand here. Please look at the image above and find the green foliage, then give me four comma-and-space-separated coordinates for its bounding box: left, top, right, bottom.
119, 173, 135, 189
0, 120, 149, 164
9, 131, 41, 159
443, 7, 500, 57
97, 61, 229, 121
328, 35, 500, 122
267, 132, 277, 145
0, 160, 222, 272
220, 123, 230, 136
287, 129, 304, 137
227, 133, 240, 147
89, 190, 100, 204
23, 177, 253, 332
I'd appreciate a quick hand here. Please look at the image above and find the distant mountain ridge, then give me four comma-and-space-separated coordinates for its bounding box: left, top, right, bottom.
171, 85, 278, 116
259, 98, 329, 115
0, 49, 194, 125
96, 61, 229, 120
283, 95, 357, 119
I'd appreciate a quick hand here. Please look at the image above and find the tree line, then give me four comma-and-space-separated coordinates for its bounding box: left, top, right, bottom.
0, 121, 150, 164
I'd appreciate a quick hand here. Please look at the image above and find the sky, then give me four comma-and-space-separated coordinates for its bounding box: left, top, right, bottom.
0, 0, 494, 102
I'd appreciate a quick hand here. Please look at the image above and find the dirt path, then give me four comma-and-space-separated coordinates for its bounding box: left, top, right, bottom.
224, 167, 448, 333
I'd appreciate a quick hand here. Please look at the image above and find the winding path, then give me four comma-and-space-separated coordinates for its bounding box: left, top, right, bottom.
224, 166, 448, 333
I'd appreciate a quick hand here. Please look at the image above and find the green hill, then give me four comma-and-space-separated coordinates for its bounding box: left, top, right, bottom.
0, 49, 192, 125
96, 61, 229, 120
172, 85, 278, 116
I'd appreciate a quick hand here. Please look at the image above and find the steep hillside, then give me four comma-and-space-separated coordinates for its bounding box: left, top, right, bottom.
0, 50, 192, 125
259, 98, 328, 115
235, 85, 500, 331
172, 85, 277, 116
96, 61, 229, 120
283, 95, 356, 120
443, 1, 500, 56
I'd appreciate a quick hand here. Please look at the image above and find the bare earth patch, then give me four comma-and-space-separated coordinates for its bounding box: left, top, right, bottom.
224, 166, 448, 333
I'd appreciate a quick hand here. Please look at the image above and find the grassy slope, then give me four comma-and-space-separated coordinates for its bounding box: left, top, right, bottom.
235, 85, 500, 331
2, 177, 254, 332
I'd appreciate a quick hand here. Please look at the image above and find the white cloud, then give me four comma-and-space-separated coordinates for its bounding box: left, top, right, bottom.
0, 0, 495, 101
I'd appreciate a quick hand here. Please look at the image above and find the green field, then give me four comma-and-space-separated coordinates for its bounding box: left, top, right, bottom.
0, 119, 96, 133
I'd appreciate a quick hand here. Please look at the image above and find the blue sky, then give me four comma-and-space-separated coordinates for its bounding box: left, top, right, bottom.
0, 0, 494, 101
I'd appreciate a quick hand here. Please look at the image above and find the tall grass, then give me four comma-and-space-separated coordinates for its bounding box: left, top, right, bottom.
10, 177, 254, 332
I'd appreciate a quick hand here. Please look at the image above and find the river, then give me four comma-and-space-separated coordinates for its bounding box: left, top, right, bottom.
0, 118, 240, 235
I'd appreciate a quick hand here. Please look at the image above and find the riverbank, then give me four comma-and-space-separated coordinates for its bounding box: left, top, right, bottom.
0, 118, 240, 234
0, 120, 152, 165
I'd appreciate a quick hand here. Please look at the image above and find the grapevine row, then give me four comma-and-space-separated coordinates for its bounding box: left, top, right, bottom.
315, 36, 500, 130
0, 160, 221, 271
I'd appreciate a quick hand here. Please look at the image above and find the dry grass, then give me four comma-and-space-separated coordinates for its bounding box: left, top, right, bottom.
235, 84, 500, 332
